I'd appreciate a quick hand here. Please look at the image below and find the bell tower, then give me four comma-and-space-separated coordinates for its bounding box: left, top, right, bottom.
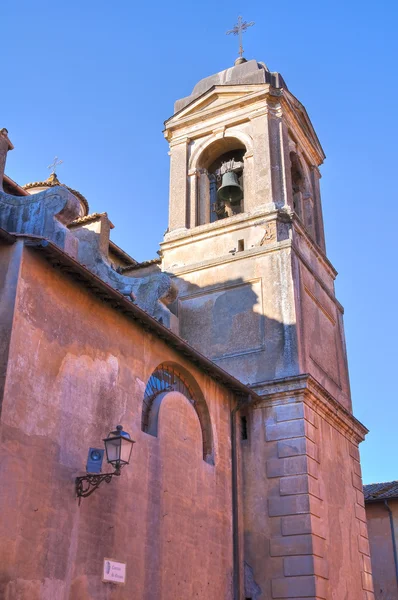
161, 59, 374, 599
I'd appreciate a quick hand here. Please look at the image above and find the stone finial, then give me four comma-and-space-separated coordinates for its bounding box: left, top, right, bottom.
0, 128, 14, 192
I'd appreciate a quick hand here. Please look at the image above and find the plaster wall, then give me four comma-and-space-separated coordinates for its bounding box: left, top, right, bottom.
162, 223, 350, 410
167, 243, 299, 386
0, 245, 235, 600
366, 501, 398, 600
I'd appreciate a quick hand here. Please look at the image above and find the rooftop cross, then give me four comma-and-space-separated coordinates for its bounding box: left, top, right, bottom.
226, 16, 255, 59
47, 156, 63, 175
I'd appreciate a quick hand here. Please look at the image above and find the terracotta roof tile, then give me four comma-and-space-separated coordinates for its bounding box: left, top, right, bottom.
364, 481, 398, 501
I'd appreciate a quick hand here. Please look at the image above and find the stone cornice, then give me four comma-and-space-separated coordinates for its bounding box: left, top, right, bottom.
280, 90, 325, 166
251, 373, 367, 444
165, 84, 273, 131
162, 208, 280, 248
166, 239, 291, 277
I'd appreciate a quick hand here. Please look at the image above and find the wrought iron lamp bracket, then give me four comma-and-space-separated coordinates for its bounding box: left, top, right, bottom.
75, 467, 121, 504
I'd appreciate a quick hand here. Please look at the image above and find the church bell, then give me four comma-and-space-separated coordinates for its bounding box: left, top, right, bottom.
217, 171, 243, 205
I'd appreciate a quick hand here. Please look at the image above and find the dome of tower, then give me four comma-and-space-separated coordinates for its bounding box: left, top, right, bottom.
174, 59, 288, 114
23, 172, 89, 217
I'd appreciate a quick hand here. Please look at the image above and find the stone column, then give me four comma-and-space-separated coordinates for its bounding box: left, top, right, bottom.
310, 166, 326, 252
249, 112, 273, 212
267, 102, 289, 210
168, 139, 188, 232
0, 129, 14, 191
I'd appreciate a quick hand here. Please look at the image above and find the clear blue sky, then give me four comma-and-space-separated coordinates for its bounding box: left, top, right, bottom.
2, 0, 397, 484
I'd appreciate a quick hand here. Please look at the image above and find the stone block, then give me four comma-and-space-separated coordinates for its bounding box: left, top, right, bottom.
309, 496, 323, 518
355, 503, 367, 523
306, 439, 319, 463
280, 475, 307, 496
305, 422, 317, 443
349, 442, 360, 462
312, 535, 326, 558
269, 495, 310, 517
282, 514, 312, 536
275, 403, 304, 422
277, 437, 307, 458
281, 514, 326, 539
284, 556, 328, 579
304, 404, 318, 427
284, 555, 314, 577
270, 535, 313, 557
362, 554, 372, 574
307, 457, 319, 479
271, 575, 320, 598
356, 489, 365, 507
353, 459, 362, 478
267, 456, 308, 478
358, 535, 370, 556
266, 419, 306, 442
352, 472, 363, 491
361, 571, 374, 592
358, 520, 368, 539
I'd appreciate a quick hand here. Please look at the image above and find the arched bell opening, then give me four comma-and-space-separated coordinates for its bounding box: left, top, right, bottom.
290, 151, 317, 240
290, 151, 305, 219
196, 137, 247, 224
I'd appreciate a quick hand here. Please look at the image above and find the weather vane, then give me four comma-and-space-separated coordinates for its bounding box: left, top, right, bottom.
47, 156, 63, 175
226, 16, 255, 59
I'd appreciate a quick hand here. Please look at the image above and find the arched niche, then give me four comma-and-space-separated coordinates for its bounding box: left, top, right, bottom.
191, 135, 251, 225
289, 151, 316, 239
141, 362, 215, 464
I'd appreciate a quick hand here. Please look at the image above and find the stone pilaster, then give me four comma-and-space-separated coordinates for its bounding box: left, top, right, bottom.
168, 140, 188, 232
265, 400, 329, 599
349, 442, 375, 599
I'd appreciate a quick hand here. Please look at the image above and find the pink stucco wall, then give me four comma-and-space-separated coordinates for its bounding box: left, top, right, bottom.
367, 501, 398, 600
0, 244, 235, 599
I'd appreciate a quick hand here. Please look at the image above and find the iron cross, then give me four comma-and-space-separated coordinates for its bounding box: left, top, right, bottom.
226, 16, 255, 59
47, 156, 63, 174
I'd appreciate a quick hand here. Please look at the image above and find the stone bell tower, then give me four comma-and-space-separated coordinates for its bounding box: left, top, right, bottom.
161, 59, 374, 599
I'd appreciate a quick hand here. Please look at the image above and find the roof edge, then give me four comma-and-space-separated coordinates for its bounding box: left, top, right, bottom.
21, 235, 260, 400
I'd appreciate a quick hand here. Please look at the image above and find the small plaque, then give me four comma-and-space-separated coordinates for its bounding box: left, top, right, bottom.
102, 558, 126, 584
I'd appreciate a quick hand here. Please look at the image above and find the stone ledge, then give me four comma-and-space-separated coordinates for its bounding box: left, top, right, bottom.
253, 374, 368, 444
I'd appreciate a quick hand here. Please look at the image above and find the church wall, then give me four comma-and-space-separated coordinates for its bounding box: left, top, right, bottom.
0, 246, 235, 600
242, 396, 372, 600
292, 245, 351, 412
167, 243, 300, 387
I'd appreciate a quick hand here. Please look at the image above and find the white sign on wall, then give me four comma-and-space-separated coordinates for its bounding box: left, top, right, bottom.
102, 558, 126, 584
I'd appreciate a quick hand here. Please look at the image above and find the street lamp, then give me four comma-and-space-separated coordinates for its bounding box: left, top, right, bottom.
75, 425, 135, 503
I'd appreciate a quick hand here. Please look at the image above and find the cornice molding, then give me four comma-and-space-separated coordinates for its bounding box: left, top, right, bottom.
251, 373, 367, 444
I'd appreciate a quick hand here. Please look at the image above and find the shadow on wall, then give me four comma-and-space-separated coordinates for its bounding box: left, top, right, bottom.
163, 273, 299, 387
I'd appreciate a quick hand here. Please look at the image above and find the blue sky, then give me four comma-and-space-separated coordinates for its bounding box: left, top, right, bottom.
2, 0, 397, 483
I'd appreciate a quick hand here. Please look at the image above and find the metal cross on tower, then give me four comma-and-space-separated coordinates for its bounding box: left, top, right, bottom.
226, 16, 255, 59
47, 156, 63, 175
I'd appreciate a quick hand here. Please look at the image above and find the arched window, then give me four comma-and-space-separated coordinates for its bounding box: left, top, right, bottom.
141, 362, 214, 464
290, 151, 304, 218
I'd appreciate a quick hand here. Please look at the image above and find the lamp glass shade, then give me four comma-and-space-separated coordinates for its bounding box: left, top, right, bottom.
104, 425, 134, 468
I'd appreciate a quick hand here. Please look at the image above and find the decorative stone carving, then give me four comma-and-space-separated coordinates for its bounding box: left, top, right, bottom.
0, 131, 177, 328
